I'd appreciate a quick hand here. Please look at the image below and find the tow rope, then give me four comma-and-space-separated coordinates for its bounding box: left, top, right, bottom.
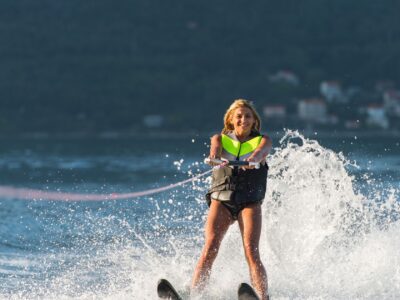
0, 169, 213, 201
0, 158, 259, 201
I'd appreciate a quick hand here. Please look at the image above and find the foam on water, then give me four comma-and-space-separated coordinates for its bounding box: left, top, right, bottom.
1, 131, 399, 299
263, 130, 400, 299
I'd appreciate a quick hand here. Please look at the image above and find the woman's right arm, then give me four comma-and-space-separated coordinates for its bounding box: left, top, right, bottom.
209, 134, 222, 159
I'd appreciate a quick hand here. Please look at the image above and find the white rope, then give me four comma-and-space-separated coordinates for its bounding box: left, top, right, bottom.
0, 169, 212, 201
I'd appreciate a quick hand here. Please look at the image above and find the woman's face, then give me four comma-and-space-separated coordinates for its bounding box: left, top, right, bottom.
231, 106, 255, 136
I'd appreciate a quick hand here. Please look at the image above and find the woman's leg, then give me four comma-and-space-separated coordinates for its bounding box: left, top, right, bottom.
238, 203, 269, 300
191, 200, 233, 291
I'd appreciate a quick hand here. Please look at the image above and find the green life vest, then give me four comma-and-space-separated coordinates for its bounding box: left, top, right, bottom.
221, 132, 262, 161
206, 131, 268, 206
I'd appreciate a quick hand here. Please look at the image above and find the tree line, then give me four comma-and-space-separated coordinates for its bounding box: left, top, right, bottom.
0, 0, 399, 134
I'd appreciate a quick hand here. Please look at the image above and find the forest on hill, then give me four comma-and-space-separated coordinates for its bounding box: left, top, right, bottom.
0, 0, 399, 135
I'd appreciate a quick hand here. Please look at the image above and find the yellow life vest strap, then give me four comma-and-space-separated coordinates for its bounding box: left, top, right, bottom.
221, 134, 241, 157
239, 135, 262, 156
221, 134, 262, 158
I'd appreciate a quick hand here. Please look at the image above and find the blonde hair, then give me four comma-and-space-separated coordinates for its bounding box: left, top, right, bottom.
222, 99, 261, 134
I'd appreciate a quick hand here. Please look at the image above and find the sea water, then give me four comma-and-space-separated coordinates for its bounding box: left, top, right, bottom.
0, 131, 399, 299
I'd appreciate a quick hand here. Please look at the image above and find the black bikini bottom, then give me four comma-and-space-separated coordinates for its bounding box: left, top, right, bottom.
212, 196, 263, 220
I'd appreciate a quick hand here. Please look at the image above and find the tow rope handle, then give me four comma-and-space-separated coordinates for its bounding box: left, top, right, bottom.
204, 158, 260, 169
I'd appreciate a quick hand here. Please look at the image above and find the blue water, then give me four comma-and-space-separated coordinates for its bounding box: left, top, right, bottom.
0, 132, 399, 299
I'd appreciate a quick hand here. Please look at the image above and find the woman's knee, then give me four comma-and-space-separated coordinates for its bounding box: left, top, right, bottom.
203, 233, 225, 257
243, 243, 261, 264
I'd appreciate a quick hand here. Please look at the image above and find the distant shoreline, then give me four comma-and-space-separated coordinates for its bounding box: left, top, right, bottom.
267, 129, 400, 139
1, 129, 399, 140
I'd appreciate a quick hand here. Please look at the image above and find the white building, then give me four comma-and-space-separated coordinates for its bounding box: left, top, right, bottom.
375, 80, 395, 93
366, 105, 389, 129
383, 90, 400, 117
143, 115, 164, 128
269, 70, 299, 86
345, 120, 361, 130
320, 81, 345, 103
263, 105, 286, 119
298, 99, 327, 123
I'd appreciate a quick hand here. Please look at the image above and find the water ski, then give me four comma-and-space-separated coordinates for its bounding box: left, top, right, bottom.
157, 279, 183, 300
238, 282, 260, 300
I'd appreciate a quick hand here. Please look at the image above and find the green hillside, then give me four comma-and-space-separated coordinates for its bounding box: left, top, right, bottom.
0, 0, 399, 134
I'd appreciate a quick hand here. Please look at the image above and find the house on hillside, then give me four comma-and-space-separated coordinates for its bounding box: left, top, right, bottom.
345, 120, 361, 130
375, 80, 395, 93
298, 99, 327, 123
269, 70, 299, 86
263, 105, 286, 119
143, 115, 164, 128
320, 81, 346, 103
366, 105, 389, 129
383, 90, 400, 117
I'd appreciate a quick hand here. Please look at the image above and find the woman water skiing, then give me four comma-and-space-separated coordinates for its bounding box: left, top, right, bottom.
191, 99, 272, 300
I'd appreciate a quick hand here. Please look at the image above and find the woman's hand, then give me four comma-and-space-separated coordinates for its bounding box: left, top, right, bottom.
243, 135, 271, 169
243, 155, 259, 169
206, 155, 227, 166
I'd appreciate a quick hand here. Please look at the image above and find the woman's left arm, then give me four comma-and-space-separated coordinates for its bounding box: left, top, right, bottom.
247, 135, 272, 163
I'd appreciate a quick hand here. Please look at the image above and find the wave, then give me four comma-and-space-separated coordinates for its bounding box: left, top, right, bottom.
0, 130, 399, 299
